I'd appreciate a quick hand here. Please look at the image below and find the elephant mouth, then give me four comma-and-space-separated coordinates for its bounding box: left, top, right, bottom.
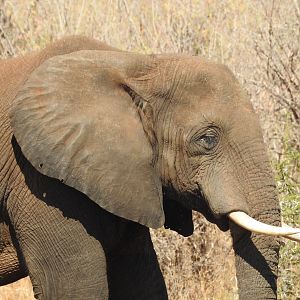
228, 211, 300, 242
185, 190, 230, 231
197, 201, 230, 232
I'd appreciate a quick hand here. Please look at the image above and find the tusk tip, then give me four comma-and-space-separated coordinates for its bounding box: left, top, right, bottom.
228, 211, 300, 239
282, 223, 300, 242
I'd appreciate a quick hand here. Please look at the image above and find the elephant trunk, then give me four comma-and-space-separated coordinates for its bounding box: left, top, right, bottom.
229, 179, 281, 300
230, 225, 280, 300
199, 136, 294, 299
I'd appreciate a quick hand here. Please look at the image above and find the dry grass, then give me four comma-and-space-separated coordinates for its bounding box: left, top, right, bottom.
0, 277, 34, 300
151, 217, 236, 300
0, 0, 299, 299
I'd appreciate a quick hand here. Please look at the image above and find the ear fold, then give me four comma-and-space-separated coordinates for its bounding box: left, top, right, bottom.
10, 50, 164, 228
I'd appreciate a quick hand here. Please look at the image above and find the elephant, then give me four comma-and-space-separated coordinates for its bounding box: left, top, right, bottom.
0, 35, 299, 300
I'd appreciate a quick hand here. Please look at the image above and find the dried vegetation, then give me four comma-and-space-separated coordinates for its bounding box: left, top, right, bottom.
0, 0, 299, 299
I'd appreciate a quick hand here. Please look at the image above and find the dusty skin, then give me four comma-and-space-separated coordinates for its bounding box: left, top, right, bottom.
0, 36, 298, 299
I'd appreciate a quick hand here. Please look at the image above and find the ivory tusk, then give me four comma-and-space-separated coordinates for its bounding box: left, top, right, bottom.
282, 223, 300, 242
228, 211, 300, 237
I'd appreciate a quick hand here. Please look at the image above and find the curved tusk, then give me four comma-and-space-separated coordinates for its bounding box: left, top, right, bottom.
282, 223, 300, 242
228, 211, 300, 237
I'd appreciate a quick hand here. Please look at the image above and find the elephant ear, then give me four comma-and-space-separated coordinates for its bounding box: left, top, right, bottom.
10, 50, 164, 228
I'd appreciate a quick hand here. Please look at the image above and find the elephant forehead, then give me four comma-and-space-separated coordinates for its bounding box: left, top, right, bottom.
171, 93, 257, 131
178, 60, 253, 106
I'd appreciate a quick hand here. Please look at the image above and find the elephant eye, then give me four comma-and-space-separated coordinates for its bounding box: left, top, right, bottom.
188, 127, 220, 156
196, 134, 218, 150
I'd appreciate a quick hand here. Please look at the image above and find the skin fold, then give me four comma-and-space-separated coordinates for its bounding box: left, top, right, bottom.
0, 36, 282, 299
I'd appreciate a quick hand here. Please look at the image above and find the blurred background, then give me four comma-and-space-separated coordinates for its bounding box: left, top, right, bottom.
0, 0, 299, 299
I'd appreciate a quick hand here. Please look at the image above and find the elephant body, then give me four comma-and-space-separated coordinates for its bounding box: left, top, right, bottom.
0, 36, 286, 299
0, 37, 167, 299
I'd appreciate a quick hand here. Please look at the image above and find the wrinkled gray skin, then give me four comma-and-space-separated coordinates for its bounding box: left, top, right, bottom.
0, 36, 280, 300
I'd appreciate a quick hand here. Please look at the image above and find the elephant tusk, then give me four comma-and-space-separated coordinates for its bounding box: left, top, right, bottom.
228, 211, 300, 238
282, 223, 300, 242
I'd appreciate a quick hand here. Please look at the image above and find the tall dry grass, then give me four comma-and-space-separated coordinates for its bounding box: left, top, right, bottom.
0, 0, 299, 299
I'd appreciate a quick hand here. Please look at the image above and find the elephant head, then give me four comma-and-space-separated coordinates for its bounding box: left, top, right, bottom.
10, 50, 299, 299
